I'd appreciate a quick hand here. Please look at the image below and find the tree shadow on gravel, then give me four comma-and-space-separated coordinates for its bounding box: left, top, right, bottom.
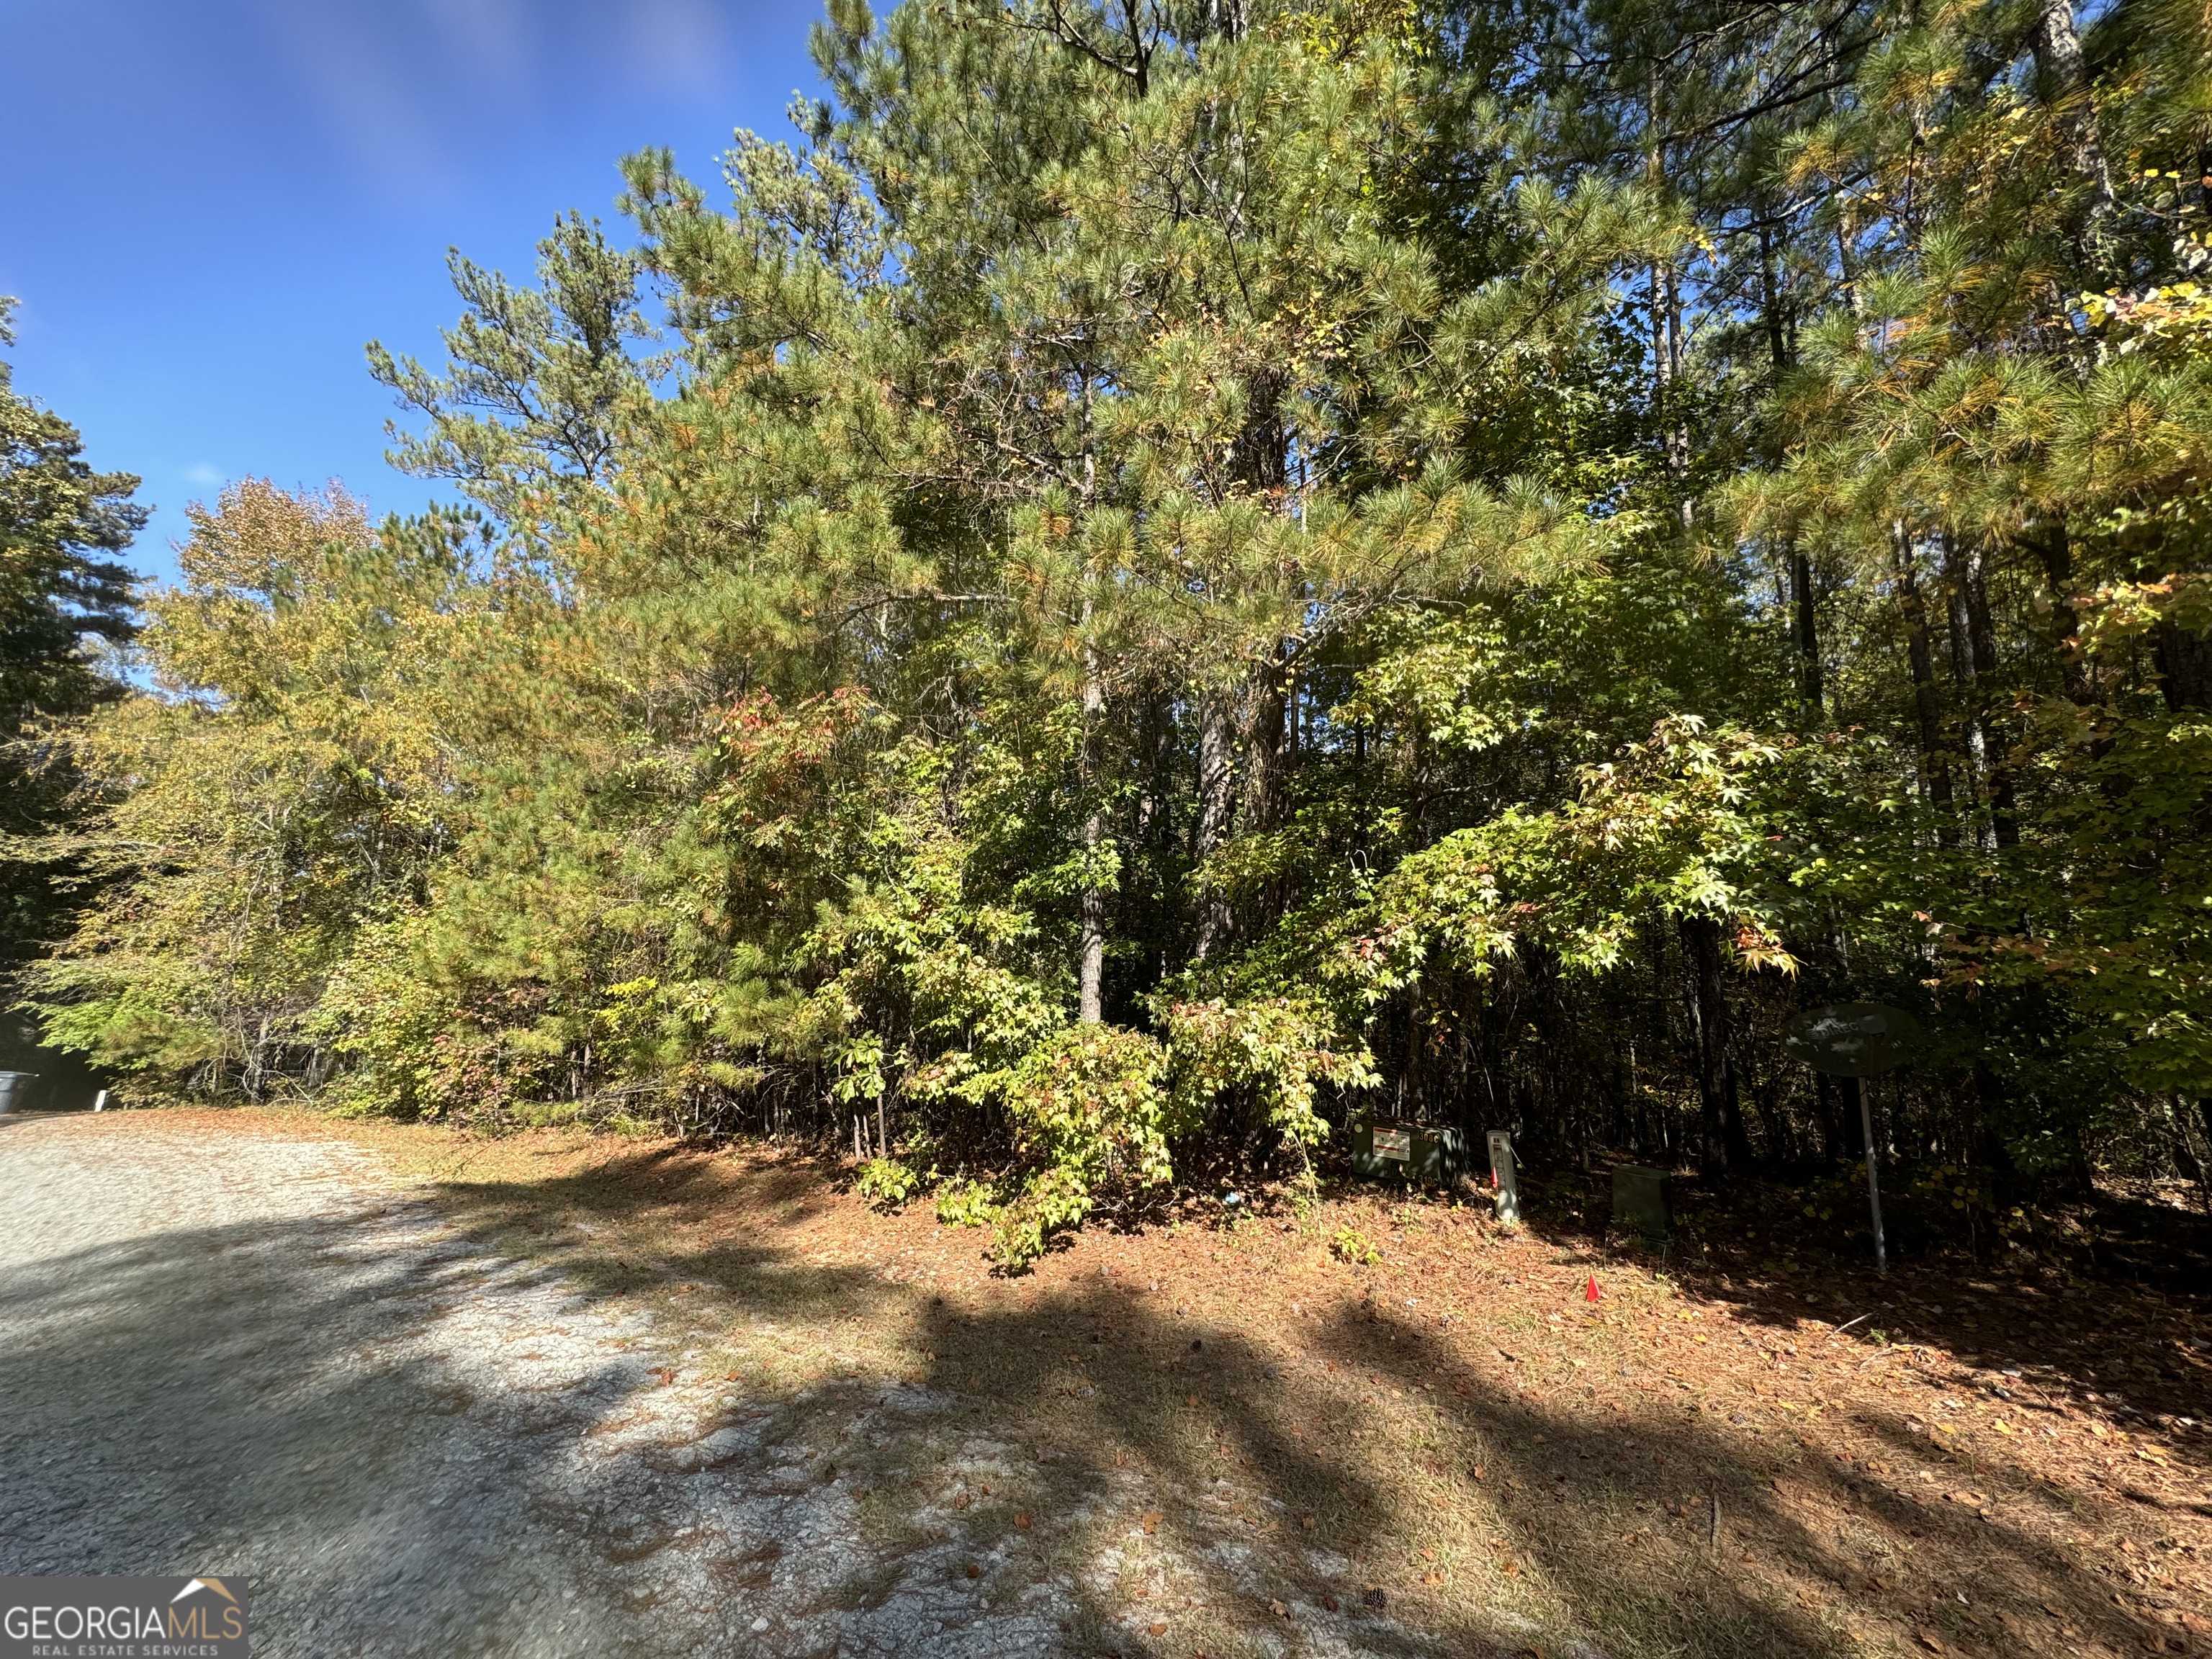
0, 1176, 831, 1658
10, 1118, 2189, 1659
1316, 1301, 2186, 1658
404, 1147, 2193, 1659
852, 1290, 2182, 1658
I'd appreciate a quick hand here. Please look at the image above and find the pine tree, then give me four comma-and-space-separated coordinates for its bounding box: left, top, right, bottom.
0, 297, 142, 977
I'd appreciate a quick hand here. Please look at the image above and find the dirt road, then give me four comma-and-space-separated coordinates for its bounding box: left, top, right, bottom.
0, 1112, 1096, 1657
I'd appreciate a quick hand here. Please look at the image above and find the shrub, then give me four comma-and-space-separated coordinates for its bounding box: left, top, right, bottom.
856, 1156, 920, 1208
934, 1179, 998, 1229
989, 1024, 1182, 1267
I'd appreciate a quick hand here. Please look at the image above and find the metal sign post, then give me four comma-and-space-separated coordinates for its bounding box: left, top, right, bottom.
1785, 1004, 1920, 1274
1855, 1078, 1886, 1272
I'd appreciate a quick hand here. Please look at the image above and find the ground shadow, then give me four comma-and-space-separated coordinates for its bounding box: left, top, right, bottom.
0, 1130, 885, 1658
1498, 1160, 2212, 1469
11, 1118, 2198, 1659
407, 1140, 2201, 1657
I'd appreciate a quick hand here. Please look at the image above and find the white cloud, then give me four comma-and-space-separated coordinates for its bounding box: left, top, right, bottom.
621, 0, 734, 99
430, 0, 539, 103
181, 462, 224, 487
246, 0, 456, 202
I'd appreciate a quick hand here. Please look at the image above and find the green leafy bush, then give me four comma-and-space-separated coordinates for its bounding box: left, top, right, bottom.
989, 1025, 1179, 1266
856, 1156, 920, 1208
934, 1179, 998, 1230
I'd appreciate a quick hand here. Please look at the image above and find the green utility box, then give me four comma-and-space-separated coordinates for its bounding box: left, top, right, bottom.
1611, 1165, 1675, 1239
1351, 1119, 1468, 1182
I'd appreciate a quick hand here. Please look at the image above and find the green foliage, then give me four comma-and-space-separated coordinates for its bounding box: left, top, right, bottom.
1161, 995, 1377, 1158
1329, 1226, 1382, 1267
365, 214, 661, 526
971, 1024, 1174, 1262
24, 0, 2212, 1251
23, 483, 480, 1097
1343, 716, 1797, 992
856, 1156, 921, 1208
934, 1179, 999, 1230
0, 298, 142, 976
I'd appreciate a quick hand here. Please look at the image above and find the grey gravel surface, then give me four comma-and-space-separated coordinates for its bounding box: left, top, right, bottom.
0, 1112, 1087, 1658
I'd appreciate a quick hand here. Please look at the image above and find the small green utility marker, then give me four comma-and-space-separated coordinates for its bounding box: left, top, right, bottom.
1611, 1166, 1673, 1240
1349, 1119, 1467, 1183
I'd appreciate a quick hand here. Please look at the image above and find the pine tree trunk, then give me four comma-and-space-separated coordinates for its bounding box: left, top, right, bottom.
1241, 659, 1288, 841
1241, 657, 1290, 928
1755, 212, 1821, 719
2155, 620, 2212, 713
2039, 525, 2091, 702
1894, 526, 1955, 828
1077, 432, 1109, 1022
2185, 1100, 2212, 1205
1079, 633, 1107, 1023
1968, 541, 2017, 847
1193, 694, 1236, 959
1070, 575, 1106, 1012
1943, 575, 1995, 853
1647, 66, 1692, 531
1791, 547, 1823, 716
2028, 0, 2114, 266
1660, 259, 1691, 529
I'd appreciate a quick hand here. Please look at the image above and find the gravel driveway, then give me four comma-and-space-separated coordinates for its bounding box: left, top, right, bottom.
0, 1112, 1084, 1658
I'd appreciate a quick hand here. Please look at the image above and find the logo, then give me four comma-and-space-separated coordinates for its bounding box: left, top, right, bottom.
1, 1576, 251, 1658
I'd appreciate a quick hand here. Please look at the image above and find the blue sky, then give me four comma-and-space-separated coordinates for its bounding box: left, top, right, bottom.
1, 0, 827, 586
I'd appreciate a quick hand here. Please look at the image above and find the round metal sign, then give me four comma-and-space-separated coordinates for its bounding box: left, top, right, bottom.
1784, 1003, 1921, 1078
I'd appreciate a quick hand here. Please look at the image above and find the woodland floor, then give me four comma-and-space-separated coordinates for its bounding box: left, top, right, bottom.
2, 1106, 2206, 1658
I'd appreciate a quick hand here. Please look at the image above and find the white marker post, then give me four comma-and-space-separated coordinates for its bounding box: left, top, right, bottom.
1487, 1130, 1520, 1227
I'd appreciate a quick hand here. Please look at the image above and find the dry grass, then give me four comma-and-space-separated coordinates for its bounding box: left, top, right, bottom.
161, 1107, 2212, 1656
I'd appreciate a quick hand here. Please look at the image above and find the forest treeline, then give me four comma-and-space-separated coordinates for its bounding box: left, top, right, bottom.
6, 0, 2211, 1262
